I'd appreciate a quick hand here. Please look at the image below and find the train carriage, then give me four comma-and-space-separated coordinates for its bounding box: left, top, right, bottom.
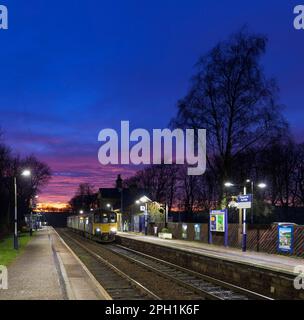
67, 209, 117, 242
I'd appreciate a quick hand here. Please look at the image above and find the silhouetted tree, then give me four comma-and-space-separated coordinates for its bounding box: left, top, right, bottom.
0, 131, 51, 233
69, 183, 97, 213
172, 28, 287, 202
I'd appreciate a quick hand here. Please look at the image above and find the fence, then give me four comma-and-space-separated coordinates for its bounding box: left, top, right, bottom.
148, 222, 304, 258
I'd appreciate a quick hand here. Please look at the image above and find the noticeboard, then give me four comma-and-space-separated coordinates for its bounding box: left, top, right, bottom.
278, 224, 294, 253
210, 210, 226, 232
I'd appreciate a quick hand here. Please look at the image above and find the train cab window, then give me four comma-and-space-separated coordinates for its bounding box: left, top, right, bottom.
102, 214, 108, 223
94, 212, 116, 223
109, 213, 116, 223
94, 214, 101, 223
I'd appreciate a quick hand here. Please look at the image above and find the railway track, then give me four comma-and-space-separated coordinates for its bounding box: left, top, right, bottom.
104, 245, 273, 300
58, 230, 160, 300
58, 229, 273, 300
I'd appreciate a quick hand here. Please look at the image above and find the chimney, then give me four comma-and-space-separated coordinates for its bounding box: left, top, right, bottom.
116, 174, 123, 190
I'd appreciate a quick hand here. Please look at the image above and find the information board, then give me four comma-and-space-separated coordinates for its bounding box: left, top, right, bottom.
278, 224, 294, 253
210, 210, 226, 232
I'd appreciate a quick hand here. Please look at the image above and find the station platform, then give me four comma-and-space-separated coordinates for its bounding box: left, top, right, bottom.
117, 232, 302, 276
0, 227, 111, 300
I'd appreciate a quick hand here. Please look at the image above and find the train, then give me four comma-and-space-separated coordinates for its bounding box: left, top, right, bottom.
67, 209, 118, 242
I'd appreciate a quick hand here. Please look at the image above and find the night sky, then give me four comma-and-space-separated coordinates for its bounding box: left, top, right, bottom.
0, 0, 303, 205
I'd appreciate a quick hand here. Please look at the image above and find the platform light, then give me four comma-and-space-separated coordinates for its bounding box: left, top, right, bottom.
135, 200, 140, 204
79, 210, 84, 214
257, 183, 267, 189
224, 182, 234, 187
21, 169, 31, 177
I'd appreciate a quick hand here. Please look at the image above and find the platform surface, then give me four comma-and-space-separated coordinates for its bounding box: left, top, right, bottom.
0, 227, 110, 300
117, 232, 304, 276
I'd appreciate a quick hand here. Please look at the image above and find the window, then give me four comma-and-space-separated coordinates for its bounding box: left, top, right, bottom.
94, 214, 101, 223
109, 213, 116, 223
102, 214, 109, 223
94, 212, 116, 223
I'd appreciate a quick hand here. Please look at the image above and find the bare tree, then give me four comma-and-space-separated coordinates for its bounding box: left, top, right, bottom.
124, 164, 179, 212
0, 139, 52, 232
172, 29, 287, 201
69, 183, 96, 213
294, 143, 304, 206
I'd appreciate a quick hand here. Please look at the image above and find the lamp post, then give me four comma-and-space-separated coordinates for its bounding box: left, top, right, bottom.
14, 169, 31, 250
242, 185, 247, 252
224, 180, 267, 252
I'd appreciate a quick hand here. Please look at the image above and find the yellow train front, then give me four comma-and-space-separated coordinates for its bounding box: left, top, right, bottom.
67, 209, 117, 243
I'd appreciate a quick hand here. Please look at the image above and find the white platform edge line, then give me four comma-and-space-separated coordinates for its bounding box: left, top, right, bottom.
55, 247, 76, 300
48, 227, 76, 300
52, 227, 112, 300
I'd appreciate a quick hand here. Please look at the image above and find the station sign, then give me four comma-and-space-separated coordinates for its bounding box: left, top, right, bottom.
140, 205, 145, 212
210, 210, 226, 232
278, 224, 294, 254
237, 194, 252, 209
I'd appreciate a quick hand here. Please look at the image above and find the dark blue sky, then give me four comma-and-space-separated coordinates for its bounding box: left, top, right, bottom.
0, 0, 303, 204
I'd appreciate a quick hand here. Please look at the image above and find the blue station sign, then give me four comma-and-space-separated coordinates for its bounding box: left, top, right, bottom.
237, 194, 252, 209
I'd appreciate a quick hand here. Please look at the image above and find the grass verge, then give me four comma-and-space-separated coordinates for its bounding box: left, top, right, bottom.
0, 233, 33, 266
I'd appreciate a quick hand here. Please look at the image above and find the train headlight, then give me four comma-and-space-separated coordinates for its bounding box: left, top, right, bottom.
110, 227, 117, 233
95, 228, 101, 233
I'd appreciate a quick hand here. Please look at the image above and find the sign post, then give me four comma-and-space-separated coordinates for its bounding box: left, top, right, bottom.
209, 209, 228, 247
237, 192, 252, 252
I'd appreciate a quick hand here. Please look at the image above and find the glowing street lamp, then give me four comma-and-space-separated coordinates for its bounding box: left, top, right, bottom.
79, 210, 84, 214
14, 169, 31, 250
257, 183, 267, 189
21, 170, 31, 177
224, 182, 234, 187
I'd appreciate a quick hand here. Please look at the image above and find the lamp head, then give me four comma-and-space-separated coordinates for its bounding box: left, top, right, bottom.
258, 183, 267, 189
21, 170, 31, 177
224, 182, 234, 187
